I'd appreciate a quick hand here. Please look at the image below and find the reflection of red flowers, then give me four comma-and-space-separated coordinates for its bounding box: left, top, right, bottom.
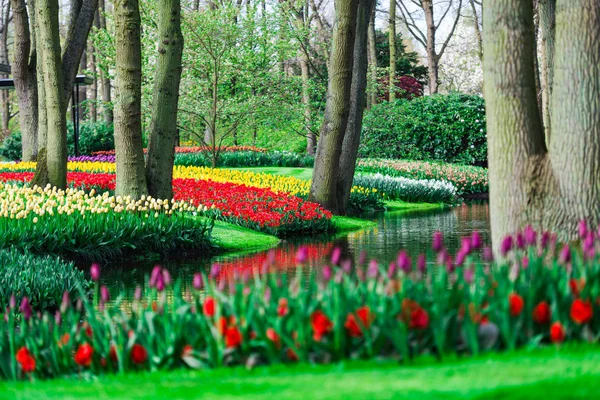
344, 306, 373, 337
74, 343, 94, 367
569, 278, 585, 297
277, 298, 289, 317
310, 310, 333, 342
130, 344, 148, 364
203, 296, 215, 317
532, 301, 551, 324
509, 293, 524, 317
570, 299, 593, 324
550, 322, 565, 343
16, 347, 36, 373
266, 328, 281, 349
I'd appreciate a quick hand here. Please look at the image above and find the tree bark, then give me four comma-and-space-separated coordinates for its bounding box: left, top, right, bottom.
539, 0, 555, 143
483, 0, 600, 249
388, 0, 396, 101
98, 0, 113, 124
10, 0, 38, 161
367, 6, 377, 109
422, 0, 439, 94
0, 0, 11, 134
31, 0, 46, 153
77, 47, 88, 123
37, 0, 67, 189
146, 0, 183, 200
337, 0, 375, 215
114, 0, 147, 198
469, 0, 483, 62
88, 41, 97, 122
308, 0, 358, 213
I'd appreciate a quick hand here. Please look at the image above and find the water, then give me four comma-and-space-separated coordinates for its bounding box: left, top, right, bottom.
98, 203, 490, 301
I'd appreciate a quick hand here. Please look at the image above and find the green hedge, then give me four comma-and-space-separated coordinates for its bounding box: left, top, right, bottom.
0, 248, 89, 311
360, 94, 487, 166
175, 150, 314, 168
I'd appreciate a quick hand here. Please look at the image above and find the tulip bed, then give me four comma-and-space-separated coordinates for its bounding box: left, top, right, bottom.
0, 183, 213, 261
2, 223, 599, 382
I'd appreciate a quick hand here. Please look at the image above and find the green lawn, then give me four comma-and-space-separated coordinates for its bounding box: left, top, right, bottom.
2, 346, 599, 399
331, 215, 378, 232
210, 220, 280, 252
228, 167, 314, 180
384, 200, 445, 212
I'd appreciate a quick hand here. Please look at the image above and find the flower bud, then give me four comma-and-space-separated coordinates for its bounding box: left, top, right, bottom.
90, 263, 101, 281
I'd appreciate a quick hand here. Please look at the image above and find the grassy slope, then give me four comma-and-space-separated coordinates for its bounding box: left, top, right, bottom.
228, 167, 314, 180
331, 215, 377, 232
210, 220, 280, 252
384, 200, 445, 212
3, 346, 599, 400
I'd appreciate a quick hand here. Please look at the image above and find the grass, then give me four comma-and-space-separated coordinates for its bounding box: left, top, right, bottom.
2, 346, 599, 399
228, 167, 314, 180
331, 215, 377, 233
384, 200, 445, 212
210, 220, 280, 252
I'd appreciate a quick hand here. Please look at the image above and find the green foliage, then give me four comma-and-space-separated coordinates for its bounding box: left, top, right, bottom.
174, 151, 314, 168
0, 249, 89, 311
357, 159, 488, 196
374, 30, 428, 83
0, 132, 22, 161
67, 122, 114, 156
360, 94, 487, 166
353, 173, 457, 204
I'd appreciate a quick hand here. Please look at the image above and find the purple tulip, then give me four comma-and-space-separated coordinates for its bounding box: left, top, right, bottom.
541, 231, 551, 249
432, 231, 444, 252
193, 273, 203, 290
387, 261, 397, 278
76, 298, 83, 312
585, 248, 595, 261
210, 263, 221, 279
155, 273, 165, 292
149, 265, 161, 288
358, 251, 367, 266
341, 259, 352, 274
331, 247, 342, 265
463, 268, 474, 284
397, 251, 411, 273
417, 254, 426, 273
470, 231, 482, 250
20, 297, 31, 320
60, 291, 70, 313
455, 249, 467, 267
55, 311, 62, 325
559, 245, 571, 265
445, 258, 455, 273
523, 225, 537, 246
436, 249, 449, 265
367, 259, 379, 278
263, 287, 271, 302
516, 232, 525, 250
9, 294, 16, 310
295, 246, 309, 264
100, 286, 110, 303
579, 220, 588, 238
500, 235, 513, 257
482, 247, 494, 262
90, 263, 101, 281
134, 286, 143, 301
583, 233, 595, 253
162, 269, 172, 287
335, 269, 344, 284
322, 265, 332, 282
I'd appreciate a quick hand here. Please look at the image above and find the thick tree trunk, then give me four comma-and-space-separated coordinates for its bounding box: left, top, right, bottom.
337, 0, 375, 215
423, 0, 439, 94
308, 0, 358, 213
146, 0, 183, 200
388, 0, 396, 101
10, 0, 38, 161
483, 0, 600, 249
539, 0, 555, 143
37, 0, 67, 189
98, 0, 113, 125
114, 0, 147, 198
32, 0, 46, 153
367, 6, 377, 109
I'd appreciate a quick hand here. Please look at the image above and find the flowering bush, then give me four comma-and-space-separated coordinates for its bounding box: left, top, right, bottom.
353, 173, 457, 204
357, 159, 488, 196
2, 223, 600, 381
0, 183, 212, 261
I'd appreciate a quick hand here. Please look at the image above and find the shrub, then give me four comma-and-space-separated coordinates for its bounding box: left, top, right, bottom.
360, 94, 487, 166
67, 122, 114, 156
0, 248, 89, 311
174, 150, 315, 168
357, 159, 488, 196
0, 132, 22, 161
2, 224, 599, 381
353, 173, 457, 204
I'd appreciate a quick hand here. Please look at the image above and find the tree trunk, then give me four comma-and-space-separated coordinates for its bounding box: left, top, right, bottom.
193, 0, 199, 11
469, 0, 483, 62
146, 0, 183, 200
114, 0, 147, 198
32, 0, 46, 153
337, 0, 375, 215
483, 0, 600, 249
0, 0, 11, 134
77, 47, 87, 123
88, 41, 97, 122
37, 0, 67, 189
10, 0, 38, 161
422, 0, 438, 94
388, 0, 396, 101
294, 2, 315, 155
539, 0, 555, 143
98, 0, 113, 125
367, 6, 377, 109
308, 0, 358, 213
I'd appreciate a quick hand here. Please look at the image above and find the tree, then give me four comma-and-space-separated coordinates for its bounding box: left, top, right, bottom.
97, 0, 113, 124
483, 0, 600, 249
114, 0, 147, 198
145, 0, 184, 200
367, 5, 377, 109
397, 0, 462, 94
538, 0, 555, 143
388, 0, 396, 101
0, 0, 13, 134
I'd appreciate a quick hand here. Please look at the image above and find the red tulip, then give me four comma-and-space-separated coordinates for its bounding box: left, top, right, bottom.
410, 307, 430, 330
203, 296, 215, 317
532, 301, 551, 324
130, 344, 148, 364
570, 299, 593, 324
16, 347, 36, 373
277, 298, 289, 317
266, 328, 281, 349
344, 306, 373, 337
550, 322, 565, 343
74, 343, 94, 367
508, 293, 524, 317
225, 326, 242, 348
310, 310, 333, 342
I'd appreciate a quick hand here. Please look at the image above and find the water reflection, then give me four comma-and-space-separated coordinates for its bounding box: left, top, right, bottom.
98, 203, 490, 303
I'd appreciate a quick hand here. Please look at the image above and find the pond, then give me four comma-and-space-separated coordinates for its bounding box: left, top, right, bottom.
99, 203, 490, 302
